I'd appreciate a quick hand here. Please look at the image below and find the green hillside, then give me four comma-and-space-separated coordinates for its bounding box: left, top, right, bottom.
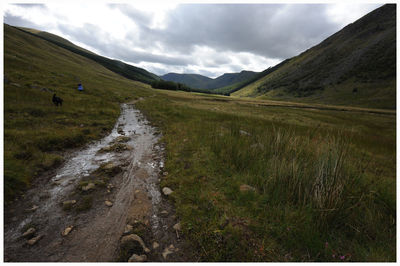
4, 23, 152, 201
15, 26, 160, 84
210, 70, 259, 90
161, 70, 259, 91
161, 73, 213, 89
19, 26, 96, 55
233, 4, 396, 109
212, 60, 290, 94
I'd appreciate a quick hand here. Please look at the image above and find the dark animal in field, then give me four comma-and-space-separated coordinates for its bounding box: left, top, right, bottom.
52, 94, 63, 106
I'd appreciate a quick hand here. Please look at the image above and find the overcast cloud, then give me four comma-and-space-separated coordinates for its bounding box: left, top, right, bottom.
4, 3, 382, 78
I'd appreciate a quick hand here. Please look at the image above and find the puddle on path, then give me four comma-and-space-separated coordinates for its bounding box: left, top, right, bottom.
4, 103, 176, 262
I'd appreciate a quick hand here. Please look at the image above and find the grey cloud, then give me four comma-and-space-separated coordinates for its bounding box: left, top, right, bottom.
4, 4, 380, 77
213, 56, 231, 66
197, 54, 233, 68
108, 4, 152, 28
57, 23, 113, 51
13, 4, 47, 9
118, 4, 340, 60
4, 12, 41, 29
4, 3, 48, 29
57, 23, 192, 66
228, 64, 246, 73
112, 46, 192, 66
146, 65, 171, 76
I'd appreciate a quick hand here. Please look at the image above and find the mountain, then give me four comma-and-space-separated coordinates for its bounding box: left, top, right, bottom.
14, 26, 160, 84
210, 70, 259, 89
161, 73, 213, 89
19, 27, 97, 55
233, 4, 396, 109
161, 70, 259, 90
212, 60, 290, 94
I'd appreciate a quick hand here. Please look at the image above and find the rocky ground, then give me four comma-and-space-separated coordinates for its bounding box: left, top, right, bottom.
4, 103, 195, 262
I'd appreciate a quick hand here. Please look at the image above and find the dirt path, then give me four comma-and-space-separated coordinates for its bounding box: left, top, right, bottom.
4, 103, 193, 262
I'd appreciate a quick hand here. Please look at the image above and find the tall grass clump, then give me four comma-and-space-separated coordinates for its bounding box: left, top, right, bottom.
137, 94, 395, 261
208, 122, 395, 261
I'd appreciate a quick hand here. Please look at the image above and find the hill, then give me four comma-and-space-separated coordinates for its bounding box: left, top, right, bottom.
210, 70, 259, 90
233, 4, 396, 109
15, 26, 160, 84
161, 73, 213, 89
19, 26, 97, 55
212, 60, 290, 94
4, 23, 153, 201
161, 70, 259, 90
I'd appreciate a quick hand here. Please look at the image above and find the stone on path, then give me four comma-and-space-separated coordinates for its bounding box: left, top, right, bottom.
162, 187, 173, 196
120, 234, 150, 254
128, 254, 147, 262
82, 183, 95, 191
124, 224, 133, 235
173, 222, 181, 231
27, 235, 43, 246
25, 205, 39, 212
152, 242, 160, 249
105, 200, 113, 207
22, 228, 36, 239
162, 244, 176, 260
63, 200, 76, 209
62, 226, 74, 236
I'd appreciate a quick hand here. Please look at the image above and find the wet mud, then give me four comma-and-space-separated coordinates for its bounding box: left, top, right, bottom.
4, 103, 193, 262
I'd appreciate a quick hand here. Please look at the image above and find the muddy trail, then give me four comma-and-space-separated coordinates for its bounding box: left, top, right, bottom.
4, 103, 194, 262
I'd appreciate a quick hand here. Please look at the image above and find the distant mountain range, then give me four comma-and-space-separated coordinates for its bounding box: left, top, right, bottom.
16, 25, 261, 91
233, 4, 396, 109
8, 3, 396, 108
161, 70, 259, 91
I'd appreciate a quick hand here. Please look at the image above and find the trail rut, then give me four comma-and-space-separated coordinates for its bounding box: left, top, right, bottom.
4, 103, 193, 262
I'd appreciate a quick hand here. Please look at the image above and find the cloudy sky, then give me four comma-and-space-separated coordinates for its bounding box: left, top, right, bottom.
4, 2, 382, 78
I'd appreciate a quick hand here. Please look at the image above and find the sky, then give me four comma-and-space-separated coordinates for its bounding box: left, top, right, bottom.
3, 2, 383, 78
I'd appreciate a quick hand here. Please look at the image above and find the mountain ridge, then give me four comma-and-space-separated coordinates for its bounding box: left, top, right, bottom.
233, 4, 396, 109
13, 25, 160, 84
161, 70, 259, 90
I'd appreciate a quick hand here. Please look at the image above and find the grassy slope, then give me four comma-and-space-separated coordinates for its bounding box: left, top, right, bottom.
208, 71, 259, 90
213, 60, 290, 94
4, 24, 153, 201
14, 25, 160, 84
136, 90, 395, 262
161, 73, 213, 89
19, 26, 96, 55
233, 4, 396, 109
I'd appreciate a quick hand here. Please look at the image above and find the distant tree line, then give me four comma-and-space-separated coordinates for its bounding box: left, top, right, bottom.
151, 80, 230, 96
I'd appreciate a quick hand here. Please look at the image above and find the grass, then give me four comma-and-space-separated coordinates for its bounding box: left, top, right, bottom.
4, 24, 153, 202
135, 89, 395, 261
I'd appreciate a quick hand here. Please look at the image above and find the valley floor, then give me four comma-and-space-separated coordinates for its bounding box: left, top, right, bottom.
4, 103, 193, 262
4, 89, 396, 262
135, 90, 396, 261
